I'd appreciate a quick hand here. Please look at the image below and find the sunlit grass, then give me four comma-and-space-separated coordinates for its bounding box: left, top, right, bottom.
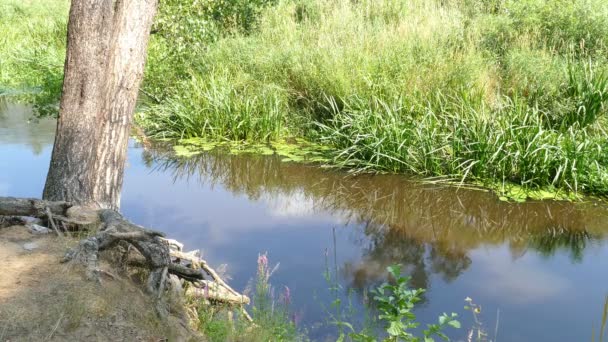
139, 0, 608, 196
318, 93, 608, 194
0, 0, 67, 91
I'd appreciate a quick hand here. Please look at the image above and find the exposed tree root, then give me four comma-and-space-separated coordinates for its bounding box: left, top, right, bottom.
0, 196, 252, 323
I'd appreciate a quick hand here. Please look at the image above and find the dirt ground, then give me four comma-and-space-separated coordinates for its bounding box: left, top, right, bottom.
0, 225, 200, 342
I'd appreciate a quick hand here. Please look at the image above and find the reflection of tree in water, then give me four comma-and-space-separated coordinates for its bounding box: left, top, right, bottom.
0, 103, 56, 155
429, 244, 471, 282
355, 225, 429, 290
343, 220, 472, 296
529, 227, 601, 263
145, 147, 608, 288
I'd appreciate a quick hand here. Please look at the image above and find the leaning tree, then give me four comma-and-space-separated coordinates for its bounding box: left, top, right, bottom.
1, 0, 249, 321
43, 0, 158, 209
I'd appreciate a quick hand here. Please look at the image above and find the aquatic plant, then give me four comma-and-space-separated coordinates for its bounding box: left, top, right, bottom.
463, 297, 497, 342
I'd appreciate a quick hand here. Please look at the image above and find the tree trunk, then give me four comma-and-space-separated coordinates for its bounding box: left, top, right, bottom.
43, 0, 158, 210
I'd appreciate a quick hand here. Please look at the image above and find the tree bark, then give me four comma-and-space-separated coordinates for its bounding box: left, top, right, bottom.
43, 0, 158, 210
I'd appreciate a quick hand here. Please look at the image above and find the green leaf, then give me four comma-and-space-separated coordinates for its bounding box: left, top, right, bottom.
334, 321, 355, 332
448, 320, 461, 329
387, 321, 405, 336
387, 264, 402, 278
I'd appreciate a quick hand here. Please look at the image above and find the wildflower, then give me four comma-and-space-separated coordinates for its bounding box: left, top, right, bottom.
465, 297, 472, 302
258, 252, 268, 269
283, 285, 291, 306
292, 311, 303, 327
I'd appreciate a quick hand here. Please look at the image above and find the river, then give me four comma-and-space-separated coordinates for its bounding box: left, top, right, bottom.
2, 101, 608, 341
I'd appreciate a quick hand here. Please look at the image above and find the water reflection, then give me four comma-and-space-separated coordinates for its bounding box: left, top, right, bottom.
0, 102, 55, 155
147, 149, 608, 288
140, 149, 608, 341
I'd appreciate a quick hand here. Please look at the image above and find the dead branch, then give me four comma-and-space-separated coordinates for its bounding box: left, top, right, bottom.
45, 207, 63, 237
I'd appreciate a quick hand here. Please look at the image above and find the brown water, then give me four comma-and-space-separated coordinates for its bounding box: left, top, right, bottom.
3, 102, 608, 341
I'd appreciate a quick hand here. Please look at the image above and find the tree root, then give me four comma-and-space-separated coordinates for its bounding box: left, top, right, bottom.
0, 196, 252, 322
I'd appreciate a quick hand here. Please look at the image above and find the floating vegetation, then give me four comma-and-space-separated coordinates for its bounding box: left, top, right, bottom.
172, 137, 333, 164
169, 137, 601, 203
491, 183, 583, 203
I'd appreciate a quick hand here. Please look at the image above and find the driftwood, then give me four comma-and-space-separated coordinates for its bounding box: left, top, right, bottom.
0, 196, 251, 321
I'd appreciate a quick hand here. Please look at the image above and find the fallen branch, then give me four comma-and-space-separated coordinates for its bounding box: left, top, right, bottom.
45, 207, 63, 237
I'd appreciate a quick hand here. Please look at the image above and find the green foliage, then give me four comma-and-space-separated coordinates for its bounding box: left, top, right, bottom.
0, 0, 67, 113
318, 93, 608, 195
192, 252, 299, 341
144, 0, 277, 100
250, 252, 298, 341
138, 72, 289, 141
504, 0, 608, 54
154, 0, 277, 45
136, 0, 608, 197
371, 265, 460, 342
559, 63, 608, 129
329, 265, 460, 342
170, 137, 331, 163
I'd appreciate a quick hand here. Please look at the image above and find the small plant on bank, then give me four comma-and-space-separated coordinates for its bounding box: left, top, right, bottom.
329, 264, 460, 342
249, 252, 298, 340
194, 252, 298, 342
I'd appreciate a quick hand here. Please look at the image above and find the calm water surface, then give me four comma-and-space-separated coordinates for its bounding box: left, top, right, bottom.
2, 102, 608, 341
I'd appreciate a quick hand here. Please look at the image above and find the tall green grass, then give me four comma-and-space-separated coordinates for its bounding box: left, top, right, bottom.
139, 0, 608, 195
319, 94, 608, 193
0, 0, 67, 113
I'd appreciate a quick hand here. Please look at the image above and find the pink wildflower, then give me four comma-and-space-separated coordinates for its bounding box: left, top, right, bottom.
258, 252, 268, 269
283, 285, 291, 306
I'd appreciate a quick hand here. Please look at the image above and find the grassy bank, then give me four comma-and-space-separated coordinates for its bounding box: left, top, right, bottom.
0, 0, 67, 114
141, 0, 608, 196
2, 0, 608, 197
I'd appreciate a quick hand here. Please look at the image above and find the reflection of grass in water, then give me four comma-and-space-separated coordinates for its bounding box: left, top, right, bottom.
528, 228, 599, 262
141, 148, 608, 292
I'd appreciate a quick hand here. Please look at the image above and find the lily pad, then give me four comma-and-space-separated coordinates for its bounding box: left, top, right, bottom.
173, 145, 201, 157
